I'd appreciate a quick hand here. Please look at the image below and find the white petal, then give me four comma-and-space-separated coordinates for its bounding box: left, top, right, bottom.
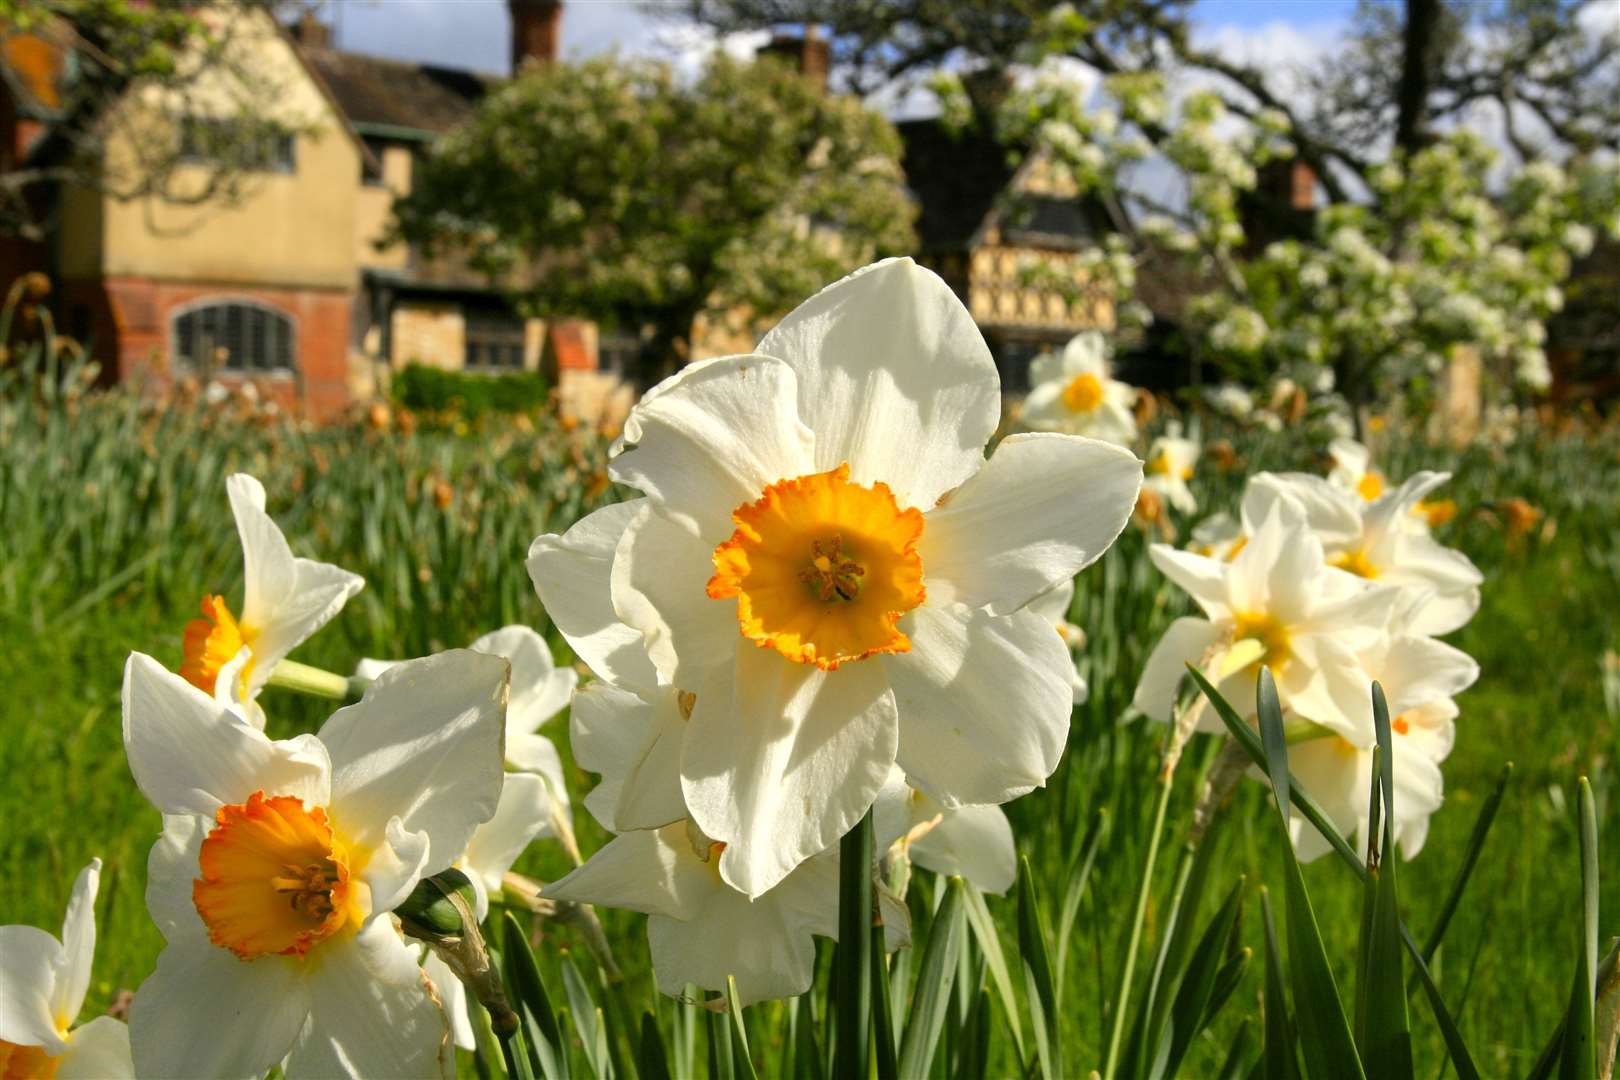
130, 939, 308, 1080
470, 625, 576, 736
228, 474, 364, 694
1280, 636, 1379, 742
505, 731, 569, 812
1147, 546, 1232, 619
919, 433, 1140, 615
122, 653, 330, 817
612, 505, 741, 688
0, 925, 65, 1051
910, 805, 1017, 895
214, 647, 266, 729
145, 815, 207, 944
573, 683, 686, 833
353, 657, 398, 681
56, 1016, 133, 1079
685, 648, 899, 898
1372, 635, 1479, 715
1132, 617, 1224, 724
1243, 472, 1361, 549
1018, 380, 1071, 431
1025, 579, 1075, 625
545, 826, 705, 920
610, 354, 815, 539
886, 605, 1070, 807
755, 258, 1002, 511
527, 500, 660, 691
647, 858, 835, 1007
322, 650, 507, 872
361, 818, 432, 919
422, 952, 475, 1052
52, 859, 100, 1029
463, 773, 554, 899
284, 920, 453, 1080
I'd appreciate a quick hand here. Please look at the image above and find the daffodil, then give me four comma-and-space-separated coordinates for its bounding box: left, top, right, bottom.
879, 780, 1016, 895
1280, 631, 1477, 862
532, 259, 1140, 897
1327, 438, 1388, 502
356, 625, 577, 777
1026, 579, 1089, 703
1020, 330, 1139, 445
122, 649, 508, 1079
1142, 428, 1200, 514
179, 474, 364, 724
1133, 501, 1399, 741
0, 859, 133, 1078
545, 820, 910, 1007
1245, 471, 1482, 635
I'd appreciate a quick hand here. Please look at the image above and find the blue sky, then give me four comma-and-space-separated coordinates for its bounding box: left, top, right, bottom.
319, 0, 1356, 77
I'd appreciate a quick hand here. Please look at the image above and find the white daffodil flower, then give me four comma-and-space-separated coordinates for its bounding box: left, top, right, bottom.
531, 259, 1140, 898
546, 820, 910, 1008
356, 625, 577, 778
1327, 438, 1388, 502
1026, 579, 1089, 703
1187, 511, 1245, 560
1020, 330, 1140, 445
179, 474, 364, 726
424, 771, 558, 1051
876, 779, 1017, 895
1245, 472, 1482, 636
1133, 501, 1400, 742
1143, 431, 1200, 515
122, 649, 508, 1080
1281, 631, 1478, 862
0, 859, 133, 1078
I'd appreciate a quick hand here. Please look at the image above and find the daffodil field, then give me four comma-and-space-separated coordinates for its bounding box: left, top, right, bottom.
2, 265, 1617, 1080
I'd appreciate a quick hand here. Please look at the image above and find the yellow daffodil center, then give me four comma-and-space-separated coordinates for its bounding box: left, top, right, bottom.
707, 463, 926, 670
180, 595, 254, 694
1062, 372, 1105, 413
1224, 535, 1249, 561
1330, 548, 1381, 579
0, 1042, 59, 1079
1393, 713, 1411, 736
1231, 611, 1292, 673
1356, 470, 1385, 501
1147, 451, 1193, 480
193, 791, 361, 961
1413, 498, 1456, 528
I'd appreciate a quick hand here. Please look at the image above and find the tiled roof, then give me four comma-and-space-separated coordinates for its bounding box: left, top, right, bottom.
298, 47, 497, 136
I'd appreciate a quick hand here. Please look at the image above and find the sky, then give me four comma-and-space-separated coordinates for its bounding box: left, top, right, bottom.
316, 0, 1359, 84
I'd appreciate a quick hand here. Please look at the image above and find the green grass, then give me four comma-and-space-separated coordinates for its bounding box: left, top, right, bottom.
2, 360, 1614, 1076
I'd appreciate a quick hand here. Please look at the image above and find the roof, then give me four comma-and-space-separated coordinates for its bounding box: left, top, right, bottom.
298, 46, 496, 137
896, 118, 1017, 252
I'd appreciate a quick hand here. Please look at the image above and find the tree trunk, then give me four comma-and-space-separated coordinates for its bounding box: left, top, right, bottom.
1394, 0, 1442, 155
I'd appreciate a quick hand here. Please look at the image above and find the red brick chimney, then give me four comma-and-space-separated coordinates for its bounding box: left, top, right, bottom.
757, 25, 830, 93
509, 0, 563, 74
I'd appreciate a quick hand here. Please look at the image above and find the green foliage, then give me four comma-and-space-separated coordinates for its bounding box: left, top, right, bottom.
390, 53, 916, 373
392, 362, 550, 419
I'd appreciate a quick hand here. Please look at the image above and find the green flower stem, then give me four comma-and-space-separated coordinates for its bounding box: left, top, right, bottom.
266, 659, 368, 702
835, 807, 875, 1079
1101, 760, 1175, 1080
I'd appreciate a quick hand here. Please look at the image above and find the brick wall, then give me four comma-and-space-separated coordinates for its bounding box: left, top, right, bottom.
60, 276, 354, 420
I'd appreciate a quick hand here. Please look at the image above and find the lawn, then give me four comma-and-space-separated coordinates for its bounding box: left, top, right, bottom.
2, 372, 1614, 1076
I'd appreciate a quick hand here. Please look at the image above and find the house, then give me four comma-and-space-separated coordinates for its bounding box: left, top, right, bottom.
0, 1, 620, 420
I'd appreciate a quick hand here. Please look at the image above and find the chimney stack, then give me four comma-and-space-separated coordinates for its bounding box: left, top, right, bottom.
757, 25, 830, 93
289, 9, 331, 49
509, 0, 563, 74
